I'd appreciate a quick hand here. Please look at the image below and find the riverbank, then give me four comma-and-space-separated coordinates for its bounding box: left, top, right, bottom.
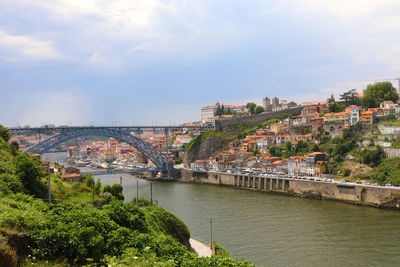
189, 238, 212, 257
178, 169, 400, 210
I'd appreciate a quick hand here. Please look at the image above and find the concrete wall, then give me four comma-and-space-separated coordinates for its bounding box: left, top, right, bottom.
180, 169, 400, 205
214, 107, 302, 130
383, 148, 400, 158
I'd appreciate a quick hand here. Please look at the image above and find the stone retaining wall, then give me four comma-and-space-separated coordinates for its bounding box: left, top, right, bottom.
214, 107, 302, 130
180, 169, 400, 205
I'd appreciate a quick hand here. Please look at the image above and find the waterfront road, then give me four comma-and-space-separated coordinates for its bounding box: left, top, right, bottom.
189, 238, 212, 257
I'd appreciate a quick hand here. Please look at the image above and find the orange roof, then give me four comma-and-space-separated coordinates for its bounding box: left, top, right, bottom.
62, 173, 81, 178
307, 152, 325, 156
303, 101, 328, 104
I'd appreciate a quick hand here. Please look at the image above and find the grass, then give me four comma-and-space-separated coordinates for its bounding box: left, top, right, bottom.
45, 173, 104, 203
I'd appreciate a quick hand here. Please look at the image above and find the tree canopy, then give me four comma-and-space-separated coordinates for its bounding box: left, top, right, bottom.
360, 82, 399, 108
255, 106, 264, 114
340, 89, 360, 106
328, 103, 346, 113
0, 125, 11, 143
246, 103, 257, 114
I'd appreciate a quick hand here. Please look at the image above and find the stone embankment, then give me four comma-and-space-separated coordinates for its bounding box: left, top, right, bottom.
214, 106, 302, 130
180, 169, 400, 209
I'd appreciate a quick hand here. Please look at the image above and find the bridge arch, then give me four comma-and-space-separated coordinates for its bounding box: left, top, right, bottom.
26, 128, 167, 170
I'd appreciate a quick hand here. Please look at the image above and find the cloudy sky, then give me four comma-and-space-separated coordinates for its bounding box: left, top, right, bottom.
1, 0, 400, 127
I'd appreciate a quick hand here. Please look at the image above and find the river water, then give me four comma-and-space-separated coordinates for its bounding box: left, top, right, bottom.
43, 153, 400, 267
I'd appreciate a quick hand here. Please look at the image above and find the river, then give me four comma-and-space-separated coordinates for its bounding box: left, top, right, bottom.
43, 153, 400, 267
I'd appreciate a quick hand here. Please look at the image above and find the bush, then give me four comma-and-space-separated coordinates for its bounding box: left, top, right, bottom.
0, 174, 24, 196
103, 200, 148, 233
13, 153, 47, 198
181, 255, 255, 266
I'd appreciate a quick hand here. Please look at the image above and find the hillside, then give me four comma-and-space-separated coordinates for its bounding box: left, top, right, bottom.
0, 125, 254, 267
184, 118, 282, 166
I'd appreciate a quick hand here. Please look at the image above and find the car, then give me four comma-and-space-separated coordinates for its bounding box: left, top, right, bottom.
356, 181, 362, 184
366, 182, 371, 185
316, 178, 321, 181
394, 184, 399, 187
327, 179, 332, 182
372, 183, 378, 186
385, 184, 392, 187
309, 178, 315, 181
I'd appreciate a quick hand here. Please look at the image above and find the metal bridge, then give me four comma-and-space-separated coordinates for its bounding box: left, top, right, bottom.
80, 168, 161, 176
9, 125, 212, 172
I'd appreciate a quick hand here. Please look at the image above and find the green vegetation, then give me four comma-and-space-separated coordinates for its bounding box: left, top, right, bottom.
186, 130, 213, 156
0, 124, 252, 266
214, 241, 231, 257
215, 105, 233, 116
269, 140, 316, 158
328, 102, 346, 113
340, 89, 360, 106
369, 158, 400, 185
360, 82, 399, 108
255, 106, 264, 114
245, 103, 257, 114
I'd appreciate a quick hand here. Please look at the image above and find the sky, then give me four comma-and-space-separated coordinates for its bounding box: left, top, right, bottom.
1, 0, 400, 127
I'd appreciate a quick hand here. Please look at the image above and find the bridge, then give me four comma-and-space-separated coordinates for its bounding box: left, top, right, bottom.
80, 168, 162, 176
9, 125, 212, 172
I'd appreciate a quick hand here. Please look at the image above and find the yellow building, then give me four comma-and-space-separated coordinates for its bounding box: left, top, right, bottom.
315, 161, 327, 177
323, 112, 349, 124
270, 123, 288, 133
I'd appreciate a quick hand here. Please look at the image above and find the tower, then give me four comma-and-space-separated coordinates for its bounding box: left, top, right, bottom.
263, 96, 272, 112
272, 97, 279, 109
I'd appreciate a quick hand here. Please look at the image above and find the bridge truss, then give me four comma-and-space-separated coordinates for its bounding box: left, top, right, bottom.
9, 125, 212, 171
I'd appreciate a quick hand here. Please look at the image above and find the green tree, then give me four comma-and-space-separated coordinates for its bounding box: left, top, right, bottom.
255, 106, 264, 114
246, 103, 257, 115
359, 146, 384, 167
360, 82, 399, 108
295, 140, 308, 153
83, 173, 95, 187
340, 89, 360, 105
311, 143, 320, 152
328, 103, 346, 113
13, 153, 47, 197
105, 183, 124, 200
95, 178, 102, 194
0, 124, 11, 142
286, 142, 292, 151
10, 141, 19, 156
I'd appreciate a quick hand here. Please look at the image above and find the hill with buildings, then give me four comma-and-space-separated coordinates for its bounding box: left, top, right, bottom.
187, 83, 400, 185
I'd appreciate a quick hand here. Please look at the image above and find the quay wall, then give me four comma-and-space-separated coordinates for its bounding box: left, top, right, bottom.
181, 169, 400, 205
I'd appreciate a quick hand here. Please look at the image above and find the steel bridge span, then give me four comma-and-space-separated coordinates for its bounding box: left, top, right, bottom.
9, 125, 212, 172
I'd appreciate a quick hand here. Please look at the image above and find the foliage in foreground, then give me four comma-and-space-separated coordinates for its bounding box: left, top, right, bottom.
0, 124, 253, 266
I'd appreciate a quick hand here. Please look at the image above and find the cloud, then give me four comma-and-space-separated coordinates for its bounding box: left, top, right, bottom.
20, 90, 91, 126
0, 30, 69, 62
